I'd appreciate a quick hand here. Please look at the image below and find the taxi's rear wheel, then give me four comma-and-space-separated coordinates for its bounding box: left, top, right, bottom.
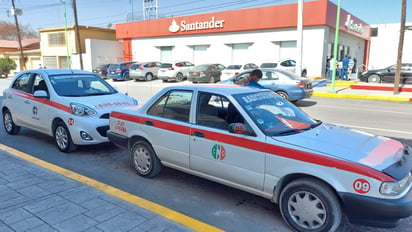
54, 122, 77, 153
3, 109, 20, 135
131, 140, 162, 178
276, 91, 290, 101
279, 178, 342, 232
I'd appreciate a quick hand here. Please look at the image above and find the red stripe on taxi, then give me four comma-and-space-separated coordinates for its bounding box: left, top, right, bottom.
111, 111, 395, 182
8, 89, 71, 113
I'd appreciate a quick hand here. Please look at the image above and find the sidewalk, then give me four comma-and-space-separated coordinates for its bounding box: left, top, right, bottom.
0, 146, 216, 232
311, 79, 412, 102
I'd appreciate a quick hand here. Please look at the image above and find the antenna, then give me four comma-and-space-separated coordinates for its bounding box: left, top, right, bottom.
143, 0, 158, 20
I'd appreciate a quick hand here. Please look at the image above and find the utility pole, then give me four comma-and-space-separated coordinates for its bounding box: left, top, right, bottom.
393, 0, 407, 95
11, 0, 26, 71
72, 0, 83, 70
296, 0, 303, 77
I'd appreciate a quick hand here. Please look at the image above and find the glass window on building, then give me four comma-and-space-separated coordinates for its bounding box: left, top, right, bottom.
160, 46, 173, 63
48, 32, 66, 47
279, 41, 297, 59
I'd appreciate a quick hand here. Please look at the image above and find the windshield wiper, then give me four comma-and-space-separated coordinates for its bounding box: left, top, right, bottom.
276, 120, 322, 136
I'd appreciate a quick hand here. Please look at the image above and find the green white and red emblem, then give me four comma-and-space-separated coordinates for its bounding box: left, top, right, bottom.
212, 144, 226, 160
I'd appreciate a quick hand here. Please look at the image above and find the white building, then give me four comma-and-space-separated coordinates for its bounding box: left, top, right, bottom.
116, 0, 371, 78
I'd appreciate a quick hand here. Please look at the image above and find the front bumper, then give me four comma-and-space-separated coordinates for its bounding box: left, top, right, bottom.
66, 115, 110, 145
339, 188, 412, 228
189, 76, 209, 82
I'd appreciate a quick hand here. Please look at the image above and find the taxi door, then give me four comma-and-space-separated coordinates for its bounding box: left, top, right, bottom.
189, 92, 265, 190
25, 74, 51, 133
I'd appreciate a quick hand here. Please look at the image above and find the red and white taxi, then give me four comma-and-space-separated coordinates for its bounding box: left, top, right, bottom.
108, 85, 412, 231
2, 69, 138, 152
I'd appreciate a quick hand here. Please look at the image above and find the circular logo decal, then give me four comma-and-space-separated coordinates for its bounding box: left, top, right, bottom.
212, 144, 226, 160
32, 106, 38, 115
67, 118, 74, 126
353, 179, 371, 194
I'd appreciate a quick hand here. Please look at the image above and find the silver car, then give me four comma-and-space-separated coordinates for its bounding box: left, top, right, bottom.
129, 62, 162, 81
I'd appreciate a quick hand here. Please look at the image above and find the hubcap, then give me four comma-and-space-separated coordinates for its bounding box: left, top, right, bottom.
4, 113, 12, 132
133, 145, 151, 174
55, 126, 69, 150
287, 191, 326, 229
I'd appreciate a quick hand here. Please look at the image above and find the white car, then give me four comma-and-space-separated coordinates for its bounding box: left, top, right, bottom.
158, 61, 195, 82
1, 69, 138, 152
220, 63, 259, 81
129, 61, 162, 81
260, 59, 307, 77
108, 85, 412, 231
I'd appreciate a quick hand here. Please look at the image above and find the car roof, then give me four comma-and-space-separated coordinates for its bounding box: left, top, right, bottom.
161, 84, 268, 95
16, 69, 93, 76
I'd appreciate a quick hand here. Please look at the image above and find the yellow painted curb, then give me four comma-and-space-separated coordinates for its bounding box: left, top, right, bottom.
0, 144, 224, 232
313, 92, 411, 102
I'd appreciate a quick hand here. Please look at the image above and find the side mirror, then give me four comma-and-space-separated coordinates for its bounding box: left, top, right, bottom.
33, 90, 49, 99
228, 123, 255, 136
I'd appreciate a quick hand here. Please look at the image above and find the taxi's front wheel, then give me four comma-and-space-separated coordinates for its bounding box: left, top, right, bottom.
3, 109, 20, 135
279, 178, 342, 232
54, 121, 77, 153
131, 140, 162, 178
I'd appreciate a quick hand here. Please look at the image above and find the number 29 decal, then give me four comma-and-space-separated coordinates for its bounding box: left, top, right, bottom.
353, 179, 371, 194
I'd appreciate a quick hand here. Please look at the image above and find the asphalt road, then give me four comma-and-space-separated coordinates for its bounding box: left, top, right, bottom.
1, 78, 412, 231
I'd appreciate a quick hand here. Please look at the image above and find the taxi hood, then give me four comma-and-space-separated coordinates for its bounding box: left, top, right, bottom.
64, 93, 136, 111
272, 123, 405, 171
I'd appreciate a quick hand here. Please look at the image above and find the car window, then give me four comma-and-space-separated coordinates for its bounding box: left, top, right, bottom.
261, 71, 279, 81
130, 63, 139, 70
123, 63, 134, 69
185, 62, 194, 67
250, 63, 259, 69
147, 90, 193, 122
233, 72, 250, 83
160, 63, 172, 68
227, 65, 241, 69
12, 73, 31, 93
50, 74, 117, 97
261, 63, 277, 68
196, 92, 230, 130
32, 74, 48, 94
217, 64, 225, 70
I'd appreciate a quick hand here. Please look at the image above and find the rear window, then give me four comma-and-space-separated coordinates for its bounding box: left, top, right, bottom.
109, 64, 119, 70
161, 63, 172, 68
227, 65, 242, 69
261, 63, 277, 68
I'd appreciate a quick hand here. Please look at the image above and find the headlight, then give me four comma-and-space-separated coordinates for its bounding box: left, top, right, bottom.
380, 172, 412, 196
70, 103, 97, 116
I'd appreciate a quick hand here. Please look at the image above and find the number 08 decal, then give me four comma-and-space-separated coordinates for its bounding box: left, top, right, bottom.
353, 179, 371, 194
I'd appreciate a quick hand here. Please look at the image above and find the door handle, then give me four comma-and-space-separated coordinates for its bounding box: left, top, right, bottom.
193, 131, 205, 138
145, 121, 154, 126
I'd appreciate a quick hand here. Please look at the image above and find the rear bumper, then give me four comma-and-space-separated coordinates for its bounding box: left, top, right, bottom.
339, 189, 412, 228
107, 130, 129, 149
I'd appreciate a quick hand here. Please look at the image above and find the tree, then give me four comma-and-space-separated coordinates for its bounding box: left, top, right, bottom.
0, 21, 39, 40
0, 57, 17, 78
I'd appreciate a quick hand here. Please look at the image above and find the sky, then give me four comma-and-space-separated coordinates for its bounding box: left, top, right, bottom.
0, 0, 411, 32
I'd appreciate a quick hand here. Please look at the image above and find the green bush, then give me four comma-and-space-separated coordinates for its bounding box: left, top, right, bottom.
0, 57, 17, 78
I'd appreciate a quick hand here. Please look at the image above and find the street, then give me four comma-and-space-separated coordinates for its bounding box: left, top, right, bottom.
1, 78, 412, 231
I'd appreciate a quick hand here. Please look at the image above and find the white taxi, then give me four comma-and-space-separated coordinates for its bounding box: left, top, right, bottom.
108, 85, 412, 231
2, 69, 138, 152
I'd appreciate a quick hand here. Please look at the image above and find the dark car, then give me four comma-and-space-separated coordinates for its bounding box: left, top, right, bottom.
92, 64, 111, 79
107, 62, 136, 81
219, 68, 313, 102
359, 63, 412, 83
188, 63, 226, 83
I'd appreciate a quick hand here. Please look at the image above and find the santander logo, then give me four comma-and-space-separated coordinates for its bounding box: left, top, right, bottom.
168, 17, 225, 33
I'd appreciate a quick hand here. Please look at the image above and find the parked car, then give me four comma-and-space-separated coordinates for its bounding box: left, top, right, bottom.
260, 59, 308, 77
220, 63, 259, 81
219, 68, 313, 102
92, 64, 111, 79
188, 63, 226, 83
359, 63, 412, 83
108, 85, 412, 231
129, 61, 162, 81
107, 61, 136, 81
158, 61, 195, 82
1, 69, 138, 152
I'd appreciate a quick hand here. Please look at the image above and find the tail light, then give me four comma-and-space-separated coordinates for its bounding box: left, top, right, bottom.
297, 82, 305, 88
235, 72, 239, 75
115, 69, 122, 73
200, 71, 206, 77
168, 67, 175, 70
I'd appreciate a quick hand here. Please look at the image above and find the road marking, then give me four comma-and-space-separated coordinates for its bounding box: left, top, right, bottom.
314, 105, 412, 115
0, 144, 224, 232
336, 124, 412, 135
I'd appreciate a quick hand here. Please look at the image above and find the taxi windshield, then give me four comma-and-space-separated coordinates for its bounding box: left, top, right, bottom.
50, 74, 117, 97
233, 91, 319, 136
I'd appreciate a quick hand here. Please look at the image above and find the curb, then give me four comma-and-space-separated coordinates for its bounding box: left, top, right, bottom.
313, 92, 412, 102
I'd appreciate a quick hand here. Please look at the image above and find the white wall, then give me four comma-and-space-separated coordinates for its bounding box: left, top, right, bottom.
78, 39, 123, 71
369, 23, 412, 69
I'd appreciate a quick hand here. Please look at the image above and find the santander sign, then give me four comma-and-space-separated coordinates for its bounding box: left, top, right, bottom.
169, 17, 225, 33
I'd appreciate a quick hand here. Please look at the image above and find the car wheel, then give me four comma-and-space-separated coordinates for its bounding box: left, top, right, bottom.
279, 178, 342, 232
276, 91, 290, 101
176, 73, 184, 82
131, 140, 162, 177
368, 74, 381, 83
3, 109, 20, 135
124, 73, 130, 81
54, 121, 77, 153
145, 73, 153, 81
209, 75, 215, 83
